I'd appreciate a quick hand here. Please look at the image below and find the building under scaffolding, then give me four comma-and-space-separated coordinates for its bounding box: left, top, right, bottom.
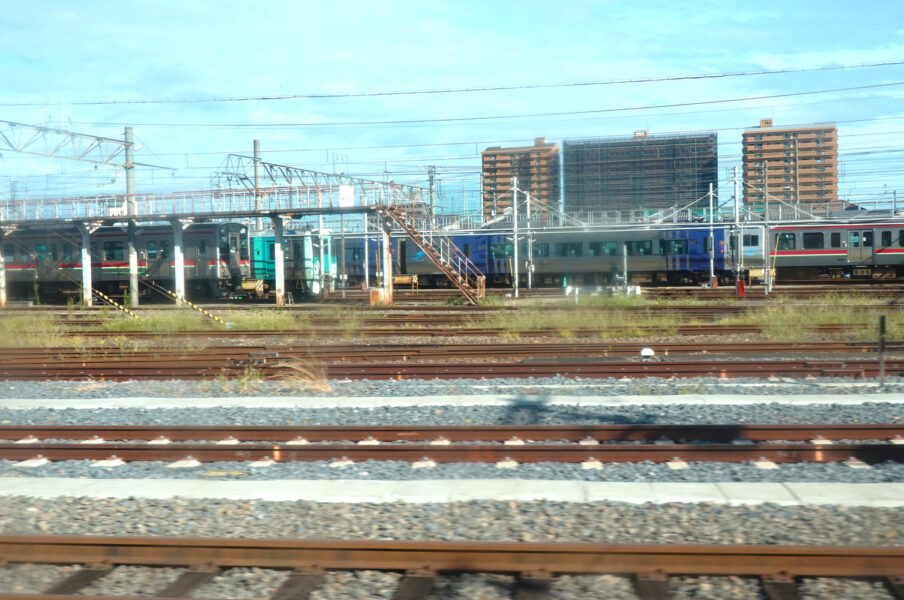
562, 131, 718, 217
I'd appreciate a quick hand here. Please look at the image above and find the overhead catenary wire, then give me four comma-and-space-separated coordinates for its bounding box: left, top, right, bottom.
3, 59, 902, 106
71, 81, 904, 129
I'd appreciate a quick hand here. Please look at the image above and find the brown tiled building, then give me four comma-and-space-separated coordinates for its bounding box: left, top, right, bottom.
481, 138, 560, 219
742, 119, 838, 207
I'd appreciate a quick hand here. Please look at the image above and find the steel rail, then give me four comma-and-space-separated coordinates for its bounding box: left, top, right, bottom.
2, 340, 899, 361
0, 441, 899, 464
2, 423, 901, 443
0, 536, 901, 577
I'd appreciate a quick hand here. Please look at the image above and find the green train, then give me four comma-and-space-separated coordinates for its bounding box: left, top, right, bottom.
249, 229, 334, 299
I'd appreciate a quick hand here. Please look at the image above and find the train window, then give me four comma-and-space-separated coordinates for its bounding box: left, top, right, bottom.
268, 242, 275, 260
146, 241, 157, 259
831, 232, 841, 248
776, 233, 796, 250
555, 243, 583, 257
462, 243, 472, 258
35, 244, 48, 261
348, 248, 362, 262
899, 231, 904, 248
882, 231, 892, 247
863, 231, 873, 248
62, 243, 75, 263
294, 241, 304, 260
160, 241, 170, 259
104, 241, 124, 261
588, 241, 617, 256
626, 240, 653, 256
490, 243, 513, 259
660, 240, 688, 255
533, 243, 549, 258
743, 234, 759, 246
197, 239, 207, 256
2, 244, 14, 261
803, 233, 824, 249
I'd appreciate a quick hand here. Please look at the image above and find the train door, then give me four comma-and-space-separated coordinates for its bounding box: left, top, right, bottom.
847, 229, 873, 263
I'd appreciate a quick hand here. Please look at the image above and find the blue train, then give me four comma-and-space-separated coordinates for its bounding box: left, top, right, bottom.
339, 225, 734, 287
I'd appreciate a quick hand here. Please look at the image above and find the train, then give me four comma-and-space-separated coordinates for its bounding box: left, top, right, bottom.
0, 223, 332, 303
339, 221, 904, 288
3, 218, 904, 304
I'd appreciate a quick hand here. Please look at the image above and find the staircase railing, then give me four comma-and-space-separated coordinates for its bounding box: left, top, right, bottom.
382, 203, 485, 305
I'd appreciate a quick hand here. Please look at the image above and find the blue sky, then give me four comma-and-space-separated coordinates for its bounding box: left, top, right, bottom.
1, 0, 903, 213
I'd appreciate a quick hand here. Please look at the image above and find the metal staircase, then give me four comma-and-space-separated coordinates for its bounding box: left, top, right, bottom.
382, 204, 485, 305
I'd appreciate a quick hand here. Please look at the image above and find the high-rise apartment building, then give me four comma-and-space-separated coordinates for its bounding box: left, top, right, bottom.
741, 119, 838, 207
481, 138, 560, 220
562, 131, 718, 214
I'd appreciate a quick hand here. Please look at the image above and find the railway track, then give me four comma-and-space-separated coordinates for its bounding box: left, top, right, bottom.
2, 424, 901, 465
2, 340, 898, 361
1, 535, 901, 600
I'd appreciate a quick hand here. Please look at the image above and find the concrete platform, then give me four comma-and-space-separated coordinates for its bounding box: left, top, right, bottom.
1, 391, 902, 410
0, 476, 901, 506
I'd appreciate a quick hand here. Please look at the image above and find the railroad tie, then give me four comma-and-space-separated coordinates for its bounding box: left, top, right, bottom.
43, 567, 113, 594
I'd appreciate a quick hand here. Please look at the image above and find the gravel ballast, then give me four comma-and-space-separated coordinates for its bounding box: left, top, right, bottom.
1, 498, 901, 598
2, 497, 901, 545
1, 376, 904, 401
2, 458, 903, 483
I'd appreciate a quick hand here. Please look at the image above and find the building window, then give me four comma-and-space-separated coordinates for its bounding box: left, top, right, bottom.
803, 232, 824, 249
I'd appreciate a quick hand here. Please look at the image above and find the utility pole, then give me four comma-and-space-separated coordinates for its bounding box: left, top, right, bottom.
512, 177, 519, 299
427, 166, 436, 229
709, 182, 715, 288
125, 126, 139, 308
526, 189, 533, 290
764, 160, 771, 295
734, 165, 742, 287
254, 139, 262, 232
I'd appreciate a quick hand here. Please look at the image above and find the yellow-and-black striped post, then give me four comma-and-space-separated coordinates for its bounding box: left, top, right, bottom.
93, 289, 139, 319
165, 290, 225, 326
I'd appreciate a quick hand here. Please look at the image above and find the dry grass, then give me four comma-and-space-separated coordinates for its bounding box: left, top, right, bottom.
719, 304, 903, 342
269, 358, 332, 393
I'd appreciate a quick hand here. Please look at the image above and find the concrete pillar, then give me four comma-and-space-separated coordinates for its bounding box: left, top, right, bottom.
381, 221, 393, 304
0, 241, 6, 309
80, 225, 93, 307
128, 221, 139, 307
172, 221, 185, 300
272, 216, 285, 306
